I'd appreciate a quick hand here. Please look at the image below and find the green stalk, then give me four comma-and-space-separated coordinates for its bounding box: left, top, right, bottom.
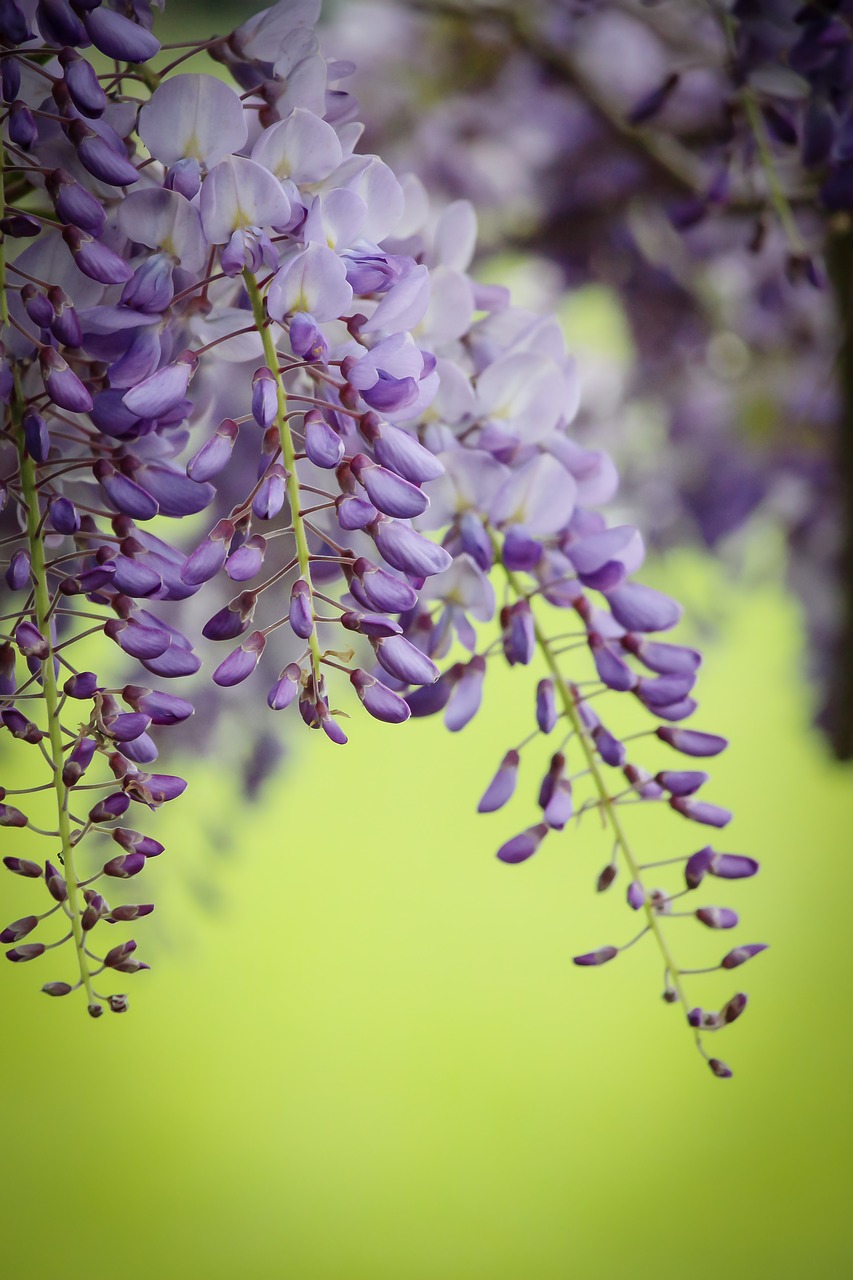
243, 269, 322, 681
494, 541, 704, 1057
16, 402, 97, 1008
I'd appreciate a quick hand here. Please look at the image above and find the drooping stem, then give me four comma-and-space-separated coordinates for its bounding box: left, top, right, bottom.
243, 269, 322, 682
494, 540, 705, 1057
15, 389, 97, 1007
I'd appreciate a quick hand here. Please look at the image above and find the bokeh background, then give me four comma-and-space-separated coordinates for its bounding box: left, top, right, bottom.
2, 3, 851, 1278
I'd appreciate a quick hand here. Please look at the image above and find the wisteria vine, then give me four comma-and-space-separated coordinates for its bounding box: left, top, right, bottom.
0, 0, 765, 1074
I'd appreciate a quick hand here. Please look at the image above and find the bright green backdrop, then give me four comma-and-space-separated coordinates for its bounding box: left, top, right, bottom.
1, 565, 849, 1279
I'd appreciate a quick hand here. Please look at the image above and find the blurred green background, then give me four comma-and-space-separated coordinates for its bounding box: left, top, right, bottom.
2, 3, 852, 1278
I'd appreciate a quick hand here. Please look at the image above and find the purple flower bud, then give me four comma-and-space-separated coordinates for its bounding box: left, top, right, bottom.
696, 907, 739, 930
0, 213, 37, 239
123, 768, 185, 798
721, 943, 768, 970
572, 946, 619, 966
3, 856, 42, 877
42, 982, 73, 997
459, 512, 493, 572
203, 592, 257, 642
685, 846, 714, 889
187, 419, 239, 483
112, 828, 164, 858
374, 634, 439, 686
589, 632, 637, 692
624, 638, 702, 676
708, 1058, 733, 1080
341, 610, 401, 639
82, 6, 160, 62
337, 494, 379, 532
351, 453, 428, 519
501, 601, 535, 666
105, 713, 152, 743
253, 465, 287, 521
103, 853, 146, 879
2, 708, 44, 742
89, 792, 130, 824
305, 412, 344, 468
290, 312, 329, 363
120, 254, 174, 314
0, 1, 30, 45
5, 943, 46, 963
371, 424, 445, 483
0, 804, 28, 828
104, 938, 139, 970
597, 863, 618, 892
289, 579, 314, 639
268, 664, 303, 711
709, 853, 759, 880
503, 527, 542, 571
0, 915, 38, 944
45, 861, 67, 903
655, 770, 709, 796
535, 679, 557, 734
165, 158, 201, 199
105, 617, 170, 660
594, 726, 626, 768
445, 656, 486, 732
109, 904, 154, 923
130, 690, 193, 727
405, 668, 458, 717
122, 353, 196, 420
5, 549, 30, 592
474, 748, 521, 818
8, 99, 36, 148
656, 727, 728, 757
48, 289, 82, 348
48, 168, 106, 235
23, 285, 53, 329
15, 619, 49, 660
181, 520, 233, 586
64, 671, 98, 699
350, 669, 411, 724
36, 0, 87, 45
226, 535, 266, 582
496, 822, 549, 865
252, 367, 278, 429
351, 557, 418, 613
40, 347, 92, 413
722, 993, 748, 1024
636, 673, 696, 711
670, 797, 732, 828
371, 519, 452, 578
63, 225, 134, 285
544, 778, 573, 830
212, 631, 266, 687
605, 583, 682, 633
627, 881, 645, 910
59, 48, 106, 117
23, 411, 50, 463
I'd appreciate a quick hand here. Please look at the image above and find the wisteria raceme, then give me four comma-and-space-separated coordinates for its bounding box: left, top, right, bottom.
0, 0, 764, 1074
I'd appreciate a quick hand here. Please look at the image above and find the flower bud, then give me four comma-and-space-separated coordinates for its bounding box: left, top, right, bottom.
572, 946, 619, 967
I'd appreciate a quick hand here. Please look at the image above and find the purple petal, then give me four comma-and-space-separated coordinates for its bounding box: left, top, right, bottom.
497, 822, 549, 865
374, 635, 439, 686
212, 631, 266, 687
351, 669, 411, 724
605, 583, 682, 633
572, 946, 619, 966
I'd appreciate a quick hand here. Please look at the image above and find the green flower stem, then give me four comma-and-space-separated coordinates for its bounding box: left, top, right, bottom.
16, 388, 97, 1008
494, 540, 704, 1057
243, 269, 322, 682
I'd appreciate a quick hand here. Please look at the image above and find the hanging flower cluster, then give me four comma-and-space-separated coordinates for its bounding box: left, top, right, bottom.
0, 0, 764, 1072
